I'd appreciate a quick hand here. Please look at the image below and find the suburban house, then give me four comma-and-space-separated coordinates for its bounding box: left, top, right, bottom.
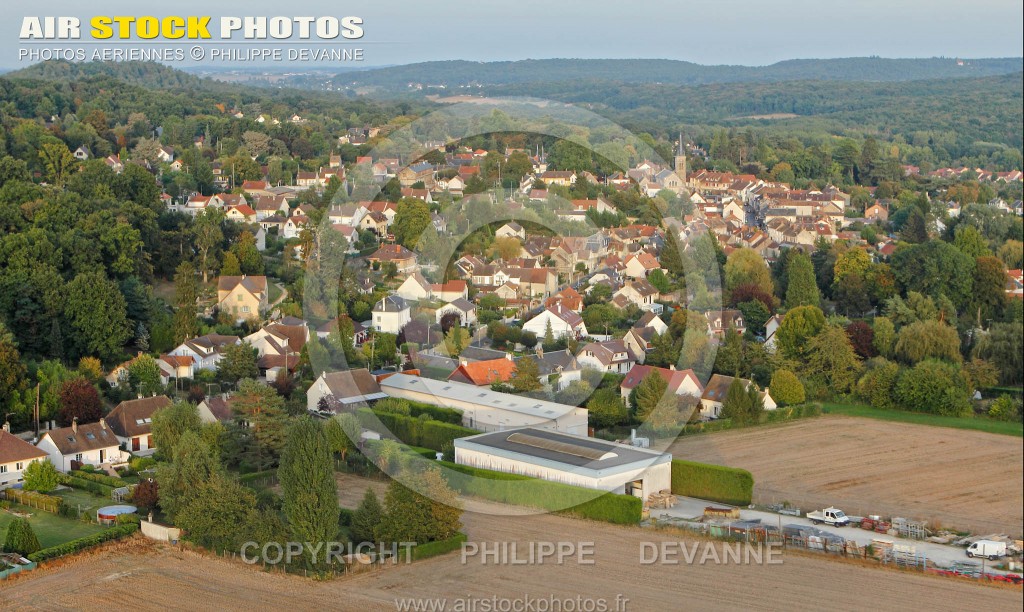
522, 305, 589, 340
619, 365, 704, 405
306, 369, 387, 413
372, 296, 411, 333
36, 419, 123, 473
431, 280, 469, 303
435, 298, 478, 326
217, 275, 269, 322
105, 395, 171, 454
623, 251, 661, 279
0, 425, 48, 490
544, 287, 584, 313
576, 340, 637, 374
396, 272, 432, 301
368, 244, 418, 274
169, 334, 241, 372
613, 279, 661, 313
196, 395, 236, 424
706, 309, 746, 337
448, 355, 518, 386
244, 318, 310, 381
699, 374, 777, 418
496, 222, 526, 239
534, 349, 583, 392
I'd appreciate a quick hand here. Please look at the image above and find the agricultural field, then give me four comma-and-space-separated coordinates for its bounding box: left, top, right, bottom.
668, 415, 1024, 536
1, 510, 1020, 611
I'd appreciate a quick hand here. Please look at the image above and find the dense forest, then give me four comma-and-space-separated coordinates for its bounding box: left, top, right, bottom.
336, 57, 1024, 88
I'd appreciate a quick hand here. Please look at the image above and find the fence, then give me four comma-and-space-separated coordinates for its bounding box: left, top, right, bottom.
4, 489, 61, 513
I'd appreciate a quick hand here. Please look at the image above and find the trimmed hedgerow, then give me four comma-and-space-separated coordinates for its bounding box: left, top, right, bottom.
411, 532, 468, 560
670, 460, 754, 506
355, 408, 478, 452
28, 524, 139, 562
438, 462, 642, 525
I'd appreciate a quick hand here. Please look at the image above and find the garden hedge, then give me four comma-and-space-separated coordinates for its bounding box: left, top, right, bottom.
28, 524, 139, 562
58, 474, 115, 497
439, 462, 642, 525
69, 469, 128, 488
355, 408, 478, 452
411, 532, 468, 560
670, 460, 754, 506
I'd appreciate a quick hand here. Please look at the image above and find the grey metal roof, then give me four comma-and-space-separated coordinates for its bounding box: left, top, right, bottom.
380, 373, 577, 419
455, 427, 670, 475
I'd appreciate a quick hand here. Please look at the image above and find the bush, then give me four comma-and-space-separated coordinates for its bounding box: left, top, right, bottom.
411, 532, 468, 560
769, 370, 805, 406
69, 470, 128, 488
58, 474, 115, 497
28, 524, 139, 562
988, 395, 1022, 422
130, 456, 158, 472
355, 408, 478, 452
22, 460, 60, 492
3, 517, 41, 555
670, 460, 754, 506
439, 462, 642, 525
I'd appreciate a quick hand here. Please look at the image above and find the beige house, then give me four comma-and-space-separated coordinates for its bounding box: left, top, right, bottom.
217, 275, 269, 322
0, 426, 48, 490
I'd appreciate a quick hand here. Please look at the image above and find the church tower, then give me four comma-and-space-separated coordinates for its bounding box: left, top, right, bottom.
673, 132, 687, 184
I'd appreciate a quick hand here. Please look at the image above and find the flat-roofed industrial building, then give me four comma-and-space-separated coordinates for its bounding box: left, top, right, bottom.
454, 427, 671, 499
379, 373, 588, 435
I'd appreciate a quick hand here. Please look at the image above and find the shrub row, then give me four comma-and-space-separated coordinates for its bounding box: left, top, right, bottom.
28, 524, 139, 562
4, 489, 62, 513
355, 409, 478, 452
411, 532, 468, 561
763, 403, 822, 423
670, 460, 754, 506
69, 469, 128, 488
439, 462, 642, 525
58, 474, 115, 497
405, 401, 464, 425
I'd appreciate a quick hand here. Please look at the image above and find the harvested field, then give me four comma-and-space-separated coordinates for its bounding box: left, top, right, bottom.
668, 415, 1024, 536
2, 512, 1020, 612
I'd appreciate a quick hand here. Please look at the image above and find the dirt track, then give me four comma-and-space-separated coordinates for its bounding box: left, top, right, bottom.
668, 415, 1024, 536
2, 511, 1021, 612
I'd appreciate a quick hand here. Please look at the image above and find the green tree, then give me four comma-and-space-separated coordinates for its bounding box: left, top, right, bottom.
721, 378, 754, 425
375, 467, 462, 544
587, 387, 628, 428
725, 248, 773, 297
973, 321, 1023, 385
217, 343, 260, 384
895, 360, 972, 417
3, 517, 40, 555
175, 472, 269, 552
776, 305, 826, 360
38, 142, 77, 186
233, 231, 264, 275
391, 199, 431, 249
220, 252, 242, 276
785, 251, 820, 308
769, 369, 805, 406
127, 354, 162, 394
22, 459, 59, 492
856, 357, 901, 410
173, 261, 200, 344
151, 401, 203, 461
805, 325, 862, 394
894, 319, 962, 364
230, 379, 288, 469
324, 413, 361, 461
633, 372, 668, 422
891, 240, 974, 311
952, 225, 991, 258
64, 270, 131, 362
156, 430, 221, 520
443, 326, 469, 358
350, 488, 384, 544
278, 417, 339, 569
192, 211, 224, 283
971, 256, 1008, 324
509, 357, 543, 393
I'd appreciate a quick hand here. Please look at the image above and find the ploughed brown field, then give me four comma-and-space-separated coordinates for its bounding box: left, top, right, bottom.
2, 503, 1021, 611
668, 415, 1024, 536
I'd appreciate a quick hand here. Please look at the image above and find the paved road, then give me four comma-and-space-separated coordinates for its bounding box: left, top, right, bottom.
657, 496, 1018, 573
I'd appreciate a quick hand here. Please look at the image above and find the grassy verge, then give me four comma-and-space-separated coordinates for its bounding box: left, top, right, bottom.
823, 402, 1023, 437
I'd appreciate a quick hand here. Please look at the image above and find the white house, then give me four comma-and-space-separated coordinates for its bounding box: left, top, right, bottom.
0, 426, 48, 490
522, 305, 588, 340
396, 272, 432, 302
454, 428, 671, 500
306, 369, 387, 413
436, 298, 478, 326
104, 396, 171, 454
372, 295, 411, 334
169, 334, 241, 372
36, 419, 123, 473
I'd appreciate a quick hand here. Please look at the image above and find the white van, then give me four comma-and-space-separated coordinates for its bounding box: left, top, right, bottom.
966, 540, 1007, 560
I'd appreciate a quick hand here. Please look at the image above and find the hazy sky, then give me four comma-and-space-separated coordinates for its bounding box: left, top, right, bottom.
2, 0, 1022, 69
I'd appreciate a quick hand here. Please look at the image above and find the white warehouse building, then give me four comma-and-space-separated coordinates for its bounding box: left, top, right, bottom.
455, 427, 672, 500
379, 373, 588, 435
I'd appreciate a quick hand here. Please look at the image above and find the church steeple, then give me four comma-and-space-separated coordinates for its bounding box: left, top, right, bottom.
673, 132, 686, 183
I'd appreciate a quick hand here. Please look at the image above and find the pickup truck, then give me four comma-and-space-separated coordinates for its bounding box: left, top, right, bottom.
806, 507, 850, 527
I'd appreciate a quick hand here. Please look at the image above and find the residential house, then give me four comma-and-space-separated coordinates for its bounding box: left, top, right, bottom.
496, 222, 526, 239
368, 244, 418, 274
705, 309, 745, 337
699, 374, 776, 418
436, 298, 478, 326
217, 275, 269, 322
0, 425, 48, 490
396, 272, 433, 301
534, 349, 582, 392
36, 419, 122, 473
622, 327, 658, 364
448, 355, 518, 386
306, 369, 387, 413
619, 365, 703, 405
538, 170, 576, 186
623, 251, 661, 279
431, 280, 469, 303
614, 279, 661, 313
544, 287, 584, 313
372, 296, 411, 333
169, 334, 241, 372
522, 304, 589, 340
196, 395, 236, 424
105, 396, 171, 453
244, 318, 310, 381
576, 340, 637, 374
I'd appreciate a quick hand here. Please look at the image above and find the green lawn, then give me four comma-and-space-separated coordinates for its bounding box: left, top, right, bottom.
268, 281, 283, 304
52, 488, 107, 514
0, 503, 108, 549
823, 402, 1024, 437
